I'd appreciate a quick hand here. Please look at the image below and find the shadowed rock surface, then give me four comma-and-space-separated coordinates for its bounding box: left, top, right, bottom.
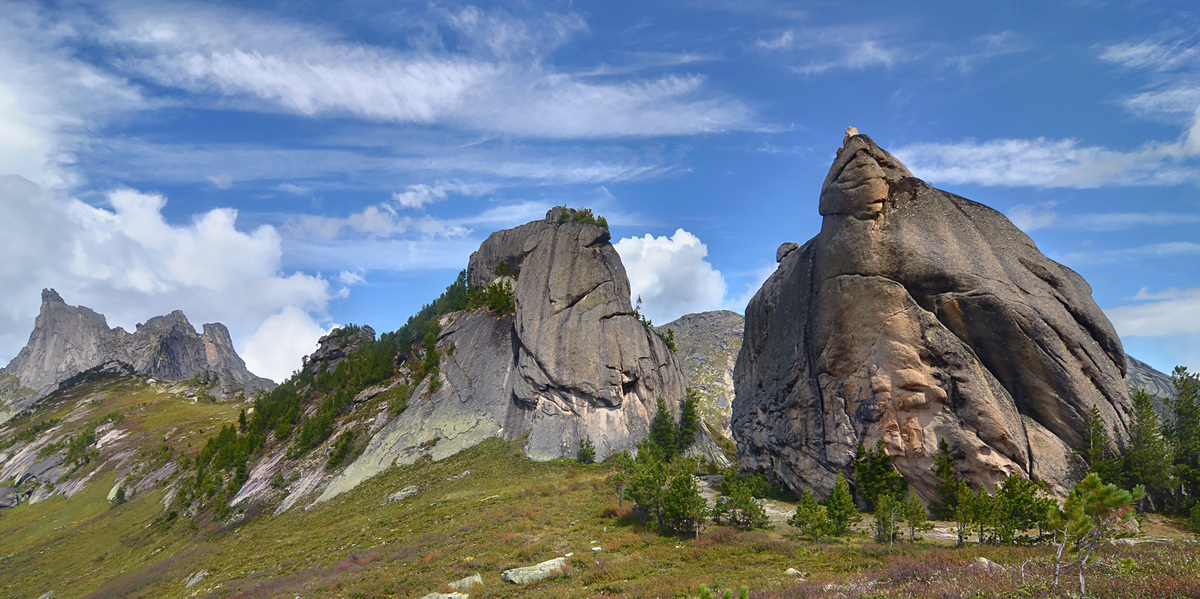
319, 208, 689, 502
733, 130, 1132, 500
658, 310, 743, 438
0, 290, 274, 422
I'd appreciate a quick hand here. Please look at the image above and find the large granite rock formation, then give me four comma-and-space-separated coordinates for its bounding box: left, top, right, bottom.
0, 290, 274, 422
658, 310, 743, 438
320, 208, 688, 501
733, 130, 1132, 500
1124, 353, 1176, 417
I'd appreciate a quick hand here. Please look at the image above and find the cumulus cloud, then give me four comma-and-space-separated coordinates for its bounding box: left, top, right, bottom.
614, 229, 727, 324
0, 175, 333, 379
242, 306, 332, 382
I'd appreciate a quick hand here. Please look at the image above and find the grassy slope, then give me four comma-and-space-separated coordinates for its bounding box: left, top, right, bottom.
2, 433, 1197, 599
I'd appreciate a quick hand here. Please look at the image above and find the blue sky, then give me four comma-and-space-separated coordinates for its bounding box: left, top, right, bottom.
1, 0, 1198, 381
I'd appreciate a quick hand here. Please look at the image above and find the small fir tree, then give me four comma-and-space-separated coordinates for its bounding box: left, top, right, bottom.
577, 436, 596, 464
789, 488, 831, 540
902, 491, 932, 542
873, 492, 903, 548
823, 472, 861, 536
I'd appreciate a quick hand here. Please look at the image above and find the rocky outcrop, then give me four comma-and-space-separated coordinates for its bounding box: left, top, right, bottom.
318, 208, 688, 502
306, 325, 376, 375
0, 290, 274, 422
1124, 353, 1176, 417
733, 130, 1132, 501
659, 310, 743, 438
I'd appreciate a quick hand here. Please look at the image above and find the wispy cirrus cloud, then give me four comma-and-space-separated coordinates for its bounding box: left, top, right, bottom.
92, 3, 755, 139
897, 36, 1200, 189
755, 26, 902, 75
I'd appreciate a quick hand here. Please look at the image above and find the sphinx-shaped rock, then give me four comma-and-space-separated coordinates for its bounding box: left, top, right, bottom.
319, 209, 688, 502
0, 290, 274, 422
733, 130, 1131, 500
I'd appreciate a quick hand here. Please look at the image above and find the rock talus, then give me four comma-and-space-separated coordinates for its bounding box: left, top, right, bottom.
733, 130, 1131, 500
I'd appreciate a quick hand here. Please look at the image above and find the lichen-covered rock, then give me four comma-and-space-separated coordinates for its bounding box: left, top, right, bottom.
733, 130, 1131, 500
318, 209, 687, 502
0, 290, 273, 423
658, 310, 743, 438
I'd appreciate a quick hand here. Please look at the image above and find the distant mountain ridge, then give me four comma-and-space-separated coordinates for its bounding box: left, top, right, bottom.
0, 289, 274, 423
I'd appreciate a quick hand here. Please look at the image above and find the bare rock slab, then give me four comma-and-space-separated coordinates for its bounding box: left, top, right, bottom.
501, 557, 567, 584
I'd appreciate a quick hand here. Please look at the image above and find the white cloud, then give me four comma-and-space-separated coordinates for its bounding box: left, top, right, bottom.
894, 134, 1200, 188
94, 3, 754, 139
1059, 241, 1200, 266
1100, 41, 1200, 72
278, 182, 310, 195
793, 40, 898, 76
1006, 203, 1058, 232
0, 4, 144, 188
614, 229, 727, 324
1105, 287, 1200, 337
242, 306, 332, 382
393, 184, 448, 209
0, 175, 333, 378
756, 30, 796, 51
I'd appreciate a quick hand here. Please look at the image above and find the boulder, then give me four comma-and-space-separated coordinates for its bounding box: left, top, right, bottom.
448, 573, 483, 590
0, 485, 17, 509
388, 485, 419, 503
733, 130, 1132, 500
501, 557, 567, 584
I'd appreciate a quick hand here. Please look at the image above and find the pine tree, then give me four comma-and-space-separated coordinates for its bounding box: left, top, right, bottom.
1078, 405, 1115, 479
902, 491, 932, 542
1050, 473, 1142, 595
648, 397, 678, 460
823, 472, 861, 536
1119, 389, 1173, 511
931, 439, 963, 519
1168, 367, 1200, 514
677, 389, 701, 454
873, 492, 902, 548
577, 436, 596, 464
661, 460, 708, 537
788, 488, 831, 540
854, 440, 907, 511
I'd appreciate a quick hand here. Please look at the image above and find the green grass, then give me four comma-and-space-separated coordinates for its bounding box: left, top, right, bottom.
2, 433, 1196, 599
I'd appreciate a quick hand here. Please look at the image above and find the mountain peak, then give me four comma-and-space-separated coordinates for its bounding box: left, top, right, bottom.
40, 288, 64, 306
1, 292, 274, 423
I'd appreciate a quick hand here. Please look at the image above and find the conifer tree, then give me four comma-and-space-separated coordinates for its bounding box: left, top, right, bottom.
1119, 389, 1173, 511
677, 389, 701, 453
789, 488, 831, 540
823, 472, 860, 536
854, 440, 907, 510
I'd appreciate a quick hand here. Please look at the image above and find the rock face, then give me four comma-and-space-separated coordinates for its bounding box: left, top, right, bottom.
733, 131, 1132, 500
1124, 353, 1176, 417
307, 325, 376, 374
319, 208, 688, 501
0, 290, 274, 422
658, 311, 743, 438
